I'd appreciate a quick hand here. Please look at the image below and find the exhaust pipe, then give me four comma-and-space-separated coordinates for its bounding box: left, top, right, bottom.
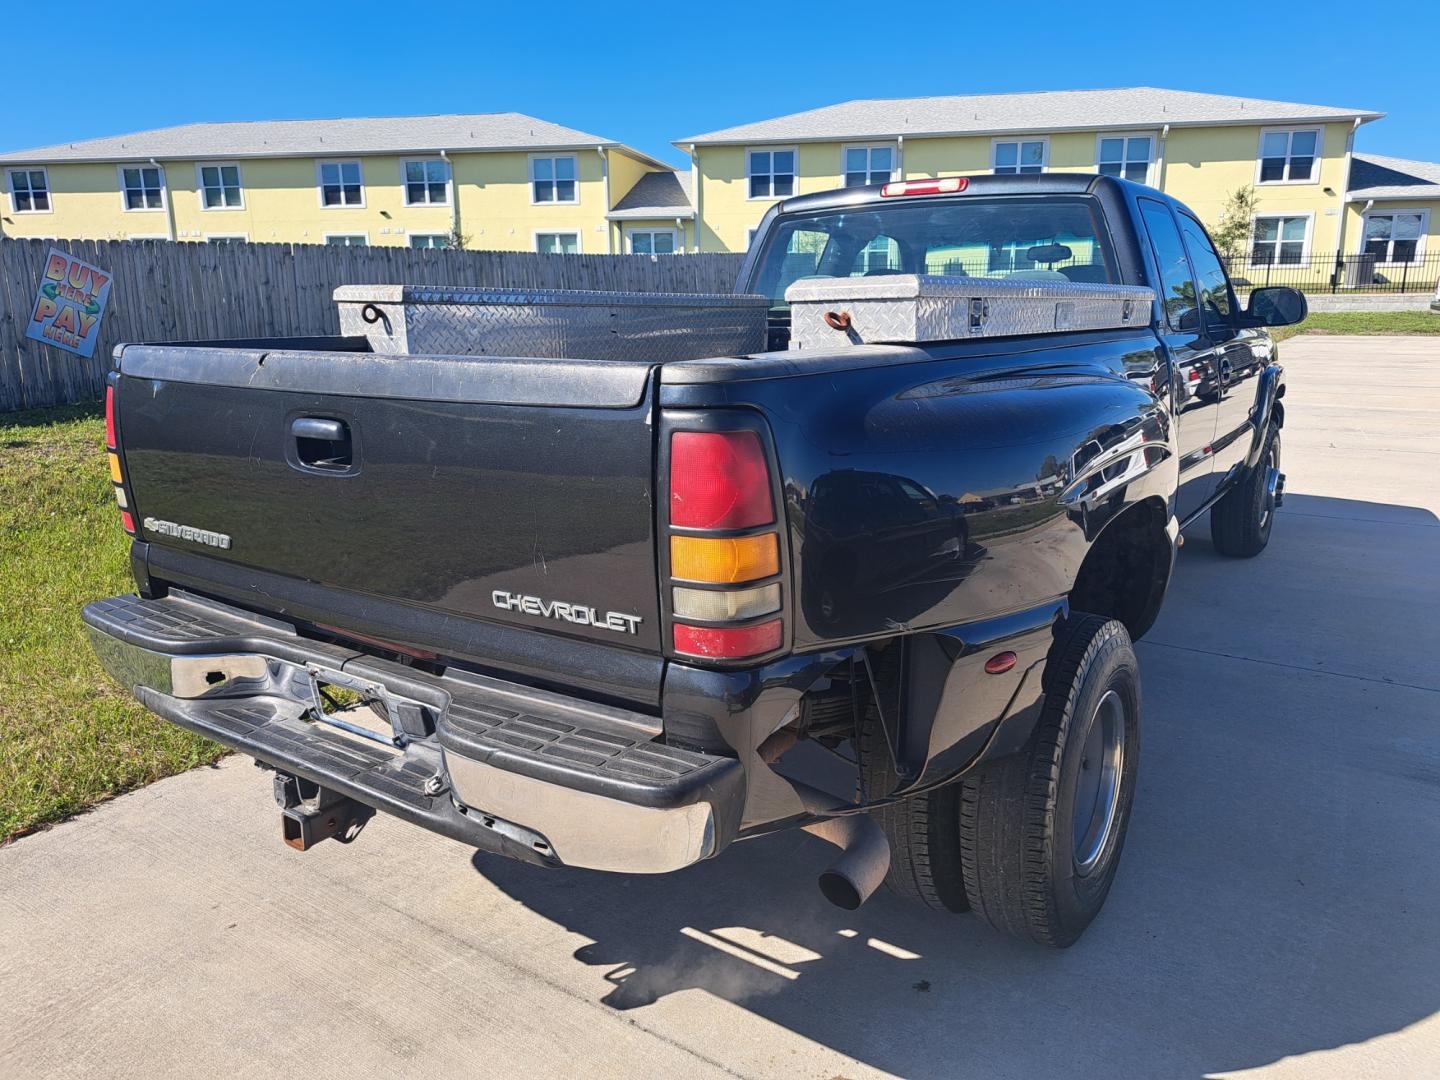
803, 814, 891, 910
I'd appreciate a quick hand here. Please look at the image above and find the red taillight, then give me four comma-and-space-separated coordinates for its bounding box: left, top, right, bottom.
673, 619, 782, 659
881, 176, 969, 198
120, 510, 136, 535
669, 431, 774, 530
104, 385, 116, 448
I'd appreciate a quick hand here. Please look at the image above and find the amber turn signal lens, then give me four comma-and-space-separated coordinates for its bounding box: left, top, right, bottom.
670, 533, 779, 584
108, 452, 123, 483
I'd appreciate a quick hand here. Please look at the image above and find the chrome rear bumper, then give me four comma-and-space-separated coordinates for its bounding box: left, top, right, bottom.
84, 593, 744, 874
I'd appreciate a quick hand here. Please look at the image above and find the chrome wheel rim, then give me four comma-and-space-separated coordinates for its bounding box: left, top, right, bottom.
1073, 689, 1126, 877
1260, 446, 1279, 530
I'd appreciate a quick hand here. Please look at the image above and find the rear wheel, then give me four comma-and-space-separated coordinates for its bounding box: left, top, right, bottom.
958, 614, 1140, 947
1210, 424, 1281, 557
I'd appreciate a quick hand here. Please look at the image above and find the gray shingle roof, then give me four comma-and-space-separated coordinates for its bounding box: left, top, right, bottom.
0, 112, 669, 168
607, 171, 693, 219
677, 87, 1384, 145
1348, 154, 1440, 201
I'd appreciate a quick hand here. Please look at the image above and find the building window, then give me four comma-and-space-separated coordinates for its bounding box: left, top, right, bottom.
7, 168, 50, 213
748, 149, 796, 199
318, 161, 364, 207
408, 234, 449, 249
1097, 135, 1152, 183
198, 163, 242, 209
993, 139, 1047, 175
325, 234, 368, 246
1258, 129, 1319, 184
205, 234, 247, 243
531, 156, 577, 204
1362, 211, 1427, 263
843, 145, 894, 188
535, 232, 580, 254
121, 165, 165, 210
403, 159, 449, 206
1251, 215, 1311, 265
627, 228, 677, 255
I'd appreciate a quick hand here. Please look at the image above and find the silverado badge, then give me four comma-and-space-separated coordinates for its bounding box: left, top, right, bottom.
142, 517, 232, 550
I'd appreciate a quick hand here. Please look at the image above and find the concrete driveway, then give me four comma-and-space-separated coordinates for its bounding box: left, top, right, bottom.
3, 335, 1437, 1080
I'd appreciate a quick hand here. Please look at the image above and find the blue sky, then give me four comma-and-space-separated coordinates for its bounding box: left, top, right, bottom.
5, 0, 1436, 168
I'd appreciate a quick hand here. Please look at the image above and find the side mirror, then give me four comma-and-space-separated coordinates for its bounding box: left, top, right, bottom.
1245, 286, 1308, 327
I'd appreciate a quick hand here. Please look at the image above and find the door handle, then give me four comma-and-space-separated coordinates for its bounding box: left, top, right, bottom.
292, 417, 347, 441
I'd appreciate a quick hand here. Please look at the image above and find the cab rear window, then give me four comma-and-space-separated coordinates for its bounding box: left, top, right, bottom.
751, 196, 1118, 313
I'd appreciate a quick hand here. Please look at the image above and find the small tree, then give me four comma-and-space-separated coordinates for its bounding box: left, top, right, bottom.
1209, 185, 1258, 267
443, 226, 472, 251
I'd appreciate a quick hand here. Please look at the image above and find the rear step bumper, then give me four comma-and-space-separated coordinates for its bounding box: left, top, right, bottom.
83, 593, 744, 873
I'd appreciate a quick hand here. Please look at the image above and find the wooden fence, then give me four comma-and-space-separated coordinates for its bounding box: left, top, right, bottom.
0, 239, 746, 412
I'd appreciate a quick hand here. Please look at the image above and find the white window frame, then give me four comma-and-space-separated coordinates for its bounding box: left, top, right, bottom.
204, 233, 249, 243
1249, 212, 1314, 268
1095, 132, 1155, 185
1360, 208, 1430, 265
118, 164, 167, 212
529, 154, 579, 206
324, 233, 369, 247
746, 146, 798, 201
992, 137, 1049, 175
316, 159, 366, 209
533, 230, 582, 254
400, 157, 451, 207
6, 167, 52, 214
407, 233, 449, 250
625, 227, 679, 255
1255, 127, 1323, 186
196, 161, 244, 211
841, 144, 897, 188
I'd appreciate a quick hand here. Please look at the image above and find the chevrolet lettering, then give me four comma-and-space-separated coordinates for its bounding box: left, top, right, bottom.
491, 590, 643, 635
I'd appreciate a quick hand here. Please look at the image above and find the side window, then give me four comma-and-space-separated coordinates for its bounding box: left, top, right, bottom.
1138, 200, 1199, 331
1178, 214, 1234, 329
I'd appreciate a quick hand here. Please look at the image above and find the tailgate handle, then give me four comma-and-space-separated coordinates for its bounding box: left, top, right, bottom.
291, 417, 353, 470
292, 417, 346, 442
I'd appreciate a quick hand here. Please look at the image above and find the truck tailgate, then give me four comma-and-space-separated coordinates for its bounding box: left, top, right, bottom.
115, 345, 664, 702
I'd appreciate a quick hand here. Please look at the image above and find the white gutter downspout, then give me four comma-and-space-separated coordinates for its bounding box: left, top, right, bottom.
676, 216, 685, 255
690, 144, 702, 253
1334, 117, 1362, 261
439, 150, 460, 244
897, 134, 904, 179
598, 147, 612, 254
152, 158, 176, 241
1155, 124, 1170, 191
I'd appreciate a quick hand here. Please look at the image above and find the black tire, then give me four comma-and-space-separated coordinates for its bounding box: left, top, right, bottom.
958, 615, 1141, 947
1210, 424, 1280, 558
856, 648, 970, 912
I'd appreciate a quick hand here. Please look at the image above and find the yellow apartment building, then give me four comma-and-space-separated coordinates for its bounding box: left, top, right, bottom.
0, 112, 688, 254
676, 88, 1440, 284
3, 90, 1438, 285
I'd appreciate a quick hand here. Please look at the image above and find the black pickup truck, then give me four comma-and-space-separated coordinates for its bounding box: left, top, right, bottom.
84, 174, 1303, 947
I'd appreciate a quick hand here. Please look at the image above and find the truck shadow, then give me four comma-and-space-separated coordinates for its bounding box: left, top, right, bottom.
471, 493, 1440, 1080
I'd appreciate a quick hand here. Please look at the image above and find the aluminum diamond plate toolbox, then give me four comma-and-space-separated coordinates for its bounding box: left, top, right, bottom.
336, 285, 768, 362
786, 275, 1155, 349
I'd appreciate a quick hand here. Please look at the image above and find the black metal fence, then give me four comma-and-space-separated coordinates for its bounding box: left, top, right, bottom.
1222, 250, 1440, 295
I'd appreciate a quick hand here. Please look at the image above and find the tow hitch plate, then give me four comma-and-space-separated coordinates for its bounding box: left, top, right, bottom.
303, 663, 417, 748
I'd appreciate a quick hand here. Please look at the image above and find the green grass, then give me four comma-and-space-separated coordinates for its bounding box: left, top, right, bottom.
0, 403, 223, 842
1270, 309, 1440, 343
